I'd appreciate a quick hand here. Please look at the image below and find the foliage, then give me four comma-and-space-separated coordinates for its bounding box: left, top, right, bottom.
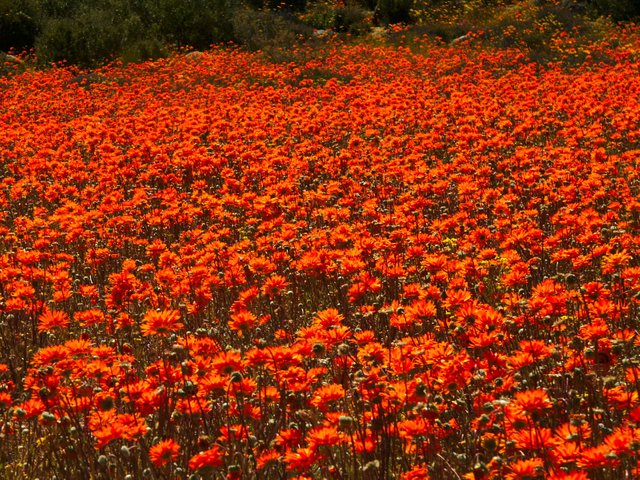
588, 0, 640, 21
1, 0, 236, 66
302, 1, 372, 34
1, 0, 639, 67
0, 0, 39, 52
141, 0, 235, 50
374, 0, 414, 24
32, 0, 236, 66
35, 5, 143, 67
233, 7, 313, 52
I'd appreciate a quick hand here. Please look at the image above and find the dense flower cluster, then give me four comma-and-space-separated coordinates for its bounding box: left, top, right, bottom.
2, 32, 640, 479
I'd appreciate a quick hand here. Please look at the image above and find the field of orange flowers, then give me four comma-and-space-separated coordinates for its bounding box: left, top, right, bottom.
2, 32, 640, 480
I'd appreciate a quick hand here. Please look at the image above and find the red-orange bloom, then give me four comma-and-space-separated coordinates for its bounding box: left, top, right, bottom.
141, 309, 183, 336
0, 392, 11, 408
228, 309, 260, 333
284, 447, 321, 472
506, 458, 544, 479
306, 426, 343, 450
262, 274, 289, 298
149, 439, 180, 467
256, 450, 281, 470
189, 445, 224, 471
37, 308, 70, 333
513, 389, 553, 415
309, 383, 345, 410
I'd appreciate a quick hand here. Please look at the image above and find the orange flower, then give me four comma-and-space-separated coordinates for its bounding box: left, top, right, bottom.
404, 299, 437, 326
37, 308, 70, 333
256, 450, 281, 470
262, 274, 288, 298
313, 308, 345, 328
577, 444, 619, 469
511, 427, 556, 451
189, 445, 224, 471
141, 309, 183, 336
91, 413, 148, 449
73, 309, 106, 327
306, 426, 343, 450
228, 309, 260, 333
512, 389, 552, 415
401, 464, 429, 480
309, 383, 345, 411
7, 33, 640, 480
506, 458, 544, 480
0, 392, 12, 408
601, 249, 632, 274
149, 439, 180, 467
284, 447, 321, 472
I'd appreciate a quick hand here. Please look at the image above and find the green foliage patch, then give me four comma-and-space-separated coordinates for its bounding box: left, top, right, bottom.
0, 0, 638, 67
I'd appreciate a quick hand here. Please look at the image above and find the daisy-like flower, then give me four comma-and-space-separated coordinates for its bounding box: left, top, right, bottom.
141, 309, 183, 336
513, 389, 552, 415
149, 439, 180, 467
37, 308, 70, 333
506, 458, 544, 480
188, 445, 224, 471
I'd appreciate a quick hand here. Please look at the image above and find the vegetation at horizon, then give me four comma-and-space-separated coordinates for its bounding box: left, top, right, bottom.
0, 0, 639, 67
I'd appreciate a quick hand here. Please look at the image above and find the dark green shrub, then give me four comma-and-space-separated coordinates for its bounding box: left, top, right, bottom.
374, 0, 414, 24
301, 1, 338, 30
334, 3, 372, 33
35, 5, 146, 66
35, 0, 89, 18
360, 0, 379, 9
302, 1, 372, 34
119, 37, 167, 65
0, 0, 38, 52
588, 0, 640, 20
145, 0, 235, 49
30, 0, 237, 65
232, 7, 311, 51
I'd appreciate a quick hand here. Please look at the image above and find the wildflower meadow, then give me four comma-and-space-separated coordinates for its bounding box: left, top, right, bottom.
2, 30, 640, 480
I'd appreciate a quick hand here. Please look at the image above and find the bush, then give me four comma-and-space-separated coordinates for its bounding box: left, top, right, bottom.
34, 0, 89, 18
36, 10, 117, 66
334, 3, 373, 33
4, 0, 639, 68
588, 0, 640, 20
0, 0, 38, 52
33, 0, 237, 66
35, 5, 150, 66
302, 1, 372, 34
232, 7, 312, 52
374, 0, 414, 24
119, 38, 167, 66
301, 0, 338, 30
144, 0, 235, 49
